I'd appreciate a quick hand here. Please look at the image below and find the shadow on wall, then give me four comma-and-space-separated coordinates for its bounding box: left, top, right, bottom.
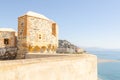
26, 54, 67, 59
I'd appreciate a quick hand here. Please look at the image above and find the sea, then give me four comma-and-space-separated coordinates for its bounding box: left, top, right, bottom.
87, 51, 120, 80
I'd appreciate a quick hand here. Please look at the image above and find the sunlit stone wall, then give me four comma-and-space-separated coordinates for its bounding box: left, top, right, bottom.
0, 28, 16, 48
0, 54, 97, 80
17, 11, 58, 58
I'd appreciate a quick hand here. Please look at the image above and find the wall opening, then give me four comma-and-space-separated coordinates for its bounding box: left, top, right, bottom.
4, 38, 9, 45
39, 34, 41, 39
33, 46, 40, 52
40, 46, 47, 53
52, 23, 56, 36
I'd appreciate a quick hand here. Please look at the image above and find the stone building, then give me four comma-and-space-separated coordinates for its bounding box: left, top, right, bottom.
17, 11, 58, 58
0, 28, 17, 59
0, 28, 16, 48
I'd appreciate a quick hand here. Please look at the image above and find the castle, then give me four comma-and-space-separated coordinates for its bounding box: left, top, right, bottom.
0, 11, 58, 59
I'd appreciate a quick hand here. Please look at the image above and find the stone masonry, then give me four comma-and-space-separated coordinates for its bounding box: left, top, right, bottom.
17, 11, 58, 58
0, 28, 17, 59
0, 54, 97, 80
0, 28, 16, 48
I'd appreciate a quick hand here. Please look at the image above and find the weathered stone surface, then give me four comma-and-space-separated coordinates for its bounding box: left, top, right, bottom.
0, 28, 16, 48
0, 28, 17, 59
17, 11, 58, 58
0, 54, 97, 80
0, 47, 17, 59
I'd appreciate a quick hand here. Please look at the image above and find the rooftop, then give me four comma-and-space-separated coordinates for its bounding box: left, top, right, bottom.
25, 11, 50, 20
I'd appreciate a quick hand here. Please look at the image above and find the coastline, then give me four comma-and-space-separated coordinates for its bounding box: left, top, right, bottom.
98, 58, 120, 63
97, 59, 120, 80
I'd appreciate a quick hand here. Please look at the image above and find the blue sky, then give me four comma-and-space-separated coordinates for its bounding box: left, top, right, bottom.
0, 0, 120, 49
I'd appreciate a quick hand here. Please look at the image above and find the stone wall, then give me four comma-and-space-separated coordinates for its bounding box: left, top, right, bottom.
27, 15, 58, 52
0, 54, 97, 80
0, 47, 17, 59
0, 31, 16, 48
17, 11, 58, 58
17, 15, 28, 58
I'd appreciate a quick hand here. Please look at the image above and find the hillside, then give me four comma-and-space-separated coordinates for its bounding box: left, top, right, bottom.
57, 40, 85, 53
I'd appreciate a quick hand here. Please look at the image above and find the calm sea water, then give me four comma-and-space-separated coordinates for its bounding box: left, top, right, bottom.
88, 51, 120, 80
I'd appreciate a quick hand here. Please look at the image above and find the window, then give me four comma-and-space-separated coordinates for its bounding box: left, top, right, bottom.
4, 38, 9, 45
39, 34, 41, 39
21, 22, 24, 26
52, 23, 56, 36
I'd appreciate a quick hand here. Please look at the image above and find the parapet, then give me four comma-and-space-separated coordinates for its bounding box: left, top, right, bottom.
0, 54, 97, 80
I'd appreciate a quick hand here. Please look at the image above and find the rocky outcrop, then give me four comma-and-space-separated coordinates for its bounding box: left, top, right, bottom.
0, 47, 17, 60
57, 40, 85, 53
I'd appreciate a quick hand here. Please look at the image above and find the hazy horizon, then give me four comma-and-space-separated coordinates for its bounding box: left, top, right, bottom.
0, 0, 120, 49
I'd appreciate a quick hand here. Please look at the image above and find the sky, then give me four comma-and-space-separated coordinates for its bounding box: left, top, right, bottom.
0, 0, 120, 49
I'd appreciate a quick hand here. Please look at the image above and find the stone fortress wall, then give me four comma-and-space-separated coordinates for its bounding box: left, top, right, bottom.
17, 11, 58, 58
0, 54, 97, 80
